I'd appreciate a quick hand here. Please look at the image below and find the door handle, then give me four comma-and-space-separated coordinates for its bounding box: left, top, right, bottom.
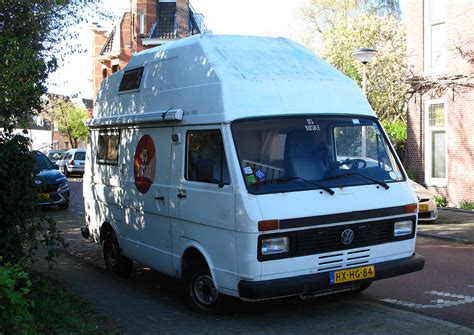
154, 196, 165, 201
177, 193, 187, 199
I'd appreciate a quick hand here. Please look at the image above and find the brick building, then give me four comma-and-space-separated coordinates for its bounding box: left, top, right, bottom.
93, 0, 205, 100
405, 0, 474, 206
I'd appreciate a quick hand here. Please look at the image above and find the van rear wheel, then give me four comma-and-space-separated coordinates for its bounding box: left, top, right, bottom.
184, 259, 235, 314
103, 230, 133, 279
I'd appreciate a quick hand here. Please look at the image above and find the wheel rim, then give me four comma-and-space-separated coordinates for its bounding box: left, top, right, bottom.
193, 274, 218, 306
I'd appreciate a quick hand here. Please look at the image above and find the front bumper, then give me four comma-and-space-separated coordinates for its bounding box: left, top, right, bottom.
418, 210, 438, 221
69, 166, 85, 173
238, 254, 425, 300
39, 189, 70, 206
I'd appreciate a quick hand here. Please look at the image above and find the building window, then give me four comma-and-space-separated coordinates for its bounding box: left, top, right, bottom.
186, 130, 230, 185
97, 131, 120, 165
102, 68, 108, 79
424, 0, 447, 75
425, 100, 447, 185
139, 12, 145, 36
112, 64, 120, 73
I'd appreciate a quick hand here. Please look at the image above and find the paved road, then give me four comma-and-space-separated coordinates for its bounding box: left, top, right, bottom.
366, 237, 474, 328
59, 179, 474, 333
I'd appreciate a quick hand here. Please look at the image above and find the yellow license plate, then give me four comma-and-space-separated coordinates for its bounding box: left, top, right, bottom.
38, 193, 50, 202
330, 265, 375, 285
419, 203, 429, 211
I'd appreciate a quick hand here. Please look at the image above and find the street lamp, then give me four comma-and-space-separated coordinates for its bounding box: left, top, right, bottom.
352, 48, 377, 158
351, 48, 378, 95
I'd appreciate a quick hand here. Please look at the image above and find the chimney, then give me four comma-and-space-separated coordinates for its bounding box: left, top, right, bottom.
176, 0, 190, 38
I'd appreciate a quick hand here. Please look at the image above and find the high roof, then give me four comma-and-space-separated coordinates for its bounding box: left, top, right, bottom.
94, 35, 373, 126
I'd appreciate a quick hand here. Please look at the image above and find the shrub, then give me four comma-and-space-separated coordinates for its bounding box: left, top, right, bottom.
459, 200, 474, 211
0, 134, 64, 265
434, 195, 448, 208
381, 120, 407, 166
0, 261, 34, 334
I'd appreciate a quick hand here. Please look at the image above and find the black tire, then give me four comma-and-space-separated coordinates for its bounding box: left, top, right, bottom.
58, 200, 69, 210
103, 230, 133, 279
184, 258, 235, 314
63, 166, 70, 177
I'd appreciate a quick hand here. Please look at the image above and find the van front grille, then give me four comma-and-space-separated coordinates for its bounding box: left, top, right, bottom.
258, 216, 416, 261
295, 220, 392, 256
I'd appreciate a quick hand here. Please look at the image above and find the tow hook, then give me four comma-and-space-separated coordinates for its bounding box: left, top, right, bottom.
81, 226, 90, 239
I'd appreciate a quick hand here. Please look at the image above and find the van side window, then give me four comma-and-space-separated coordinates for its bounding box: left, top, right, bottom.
97, 131, 120, 165
186, 130, 230, 185
119, 67, 144, 92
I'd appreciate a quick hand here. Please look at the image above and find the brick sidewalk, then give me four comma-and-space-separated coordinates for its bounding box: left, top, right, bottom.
418, 208, 474, 244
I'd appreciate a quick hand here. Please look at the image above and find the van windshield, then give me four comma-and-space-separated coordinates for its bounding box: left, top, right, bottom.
231, 116, 404, 195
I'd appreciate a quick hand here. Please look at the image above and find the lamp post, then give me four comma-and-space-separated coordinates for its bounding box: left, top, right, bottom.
352, 48, 377, 157
351, 48, 378, 95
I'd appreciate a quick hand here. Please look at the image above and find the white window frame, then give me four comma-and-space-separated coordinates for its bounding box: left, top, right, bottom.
424, 98, 447, 186
139, 12, 145, 36
423, 0, 447, 76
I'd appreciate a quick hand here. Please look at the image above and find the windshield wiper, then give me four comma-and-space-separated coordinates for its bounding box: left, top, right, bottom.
318, 172, 390, 190
259, 177, 335, 195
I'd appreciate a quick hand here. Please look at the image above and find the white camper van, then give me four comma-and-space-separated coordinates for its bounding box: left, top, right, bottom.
83, 35, 424, 313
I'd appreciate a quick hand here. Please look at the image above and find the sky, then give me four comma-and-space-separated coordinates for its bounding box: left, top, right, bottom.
48, 0, 406, 100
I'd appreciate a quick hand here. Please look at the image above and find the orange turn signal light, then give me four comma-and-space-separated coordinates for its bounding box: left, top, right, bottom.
258, 219, 280, 231
405, 203, 418, 213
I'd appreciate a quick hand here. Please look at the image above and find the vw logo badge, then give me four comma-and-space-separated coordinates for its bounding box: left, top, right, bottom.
341, 229, 354, 245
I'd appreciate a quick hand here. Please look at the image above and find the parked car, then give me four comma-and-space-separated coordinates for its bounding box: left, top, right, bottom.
34, 151, 70, 209
411, 180, 438, 223
59, 148, 86, 177
46, 149, 66, 164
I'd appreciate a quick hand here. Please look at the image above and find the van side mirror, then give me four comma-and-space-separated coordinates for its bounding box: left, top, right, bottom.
196, 159, 213, 182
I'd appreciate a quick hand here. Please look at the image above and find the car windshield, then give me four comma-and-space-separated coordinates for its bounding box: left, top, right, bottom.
232, 116, 404, 195
35, 152, 55, 170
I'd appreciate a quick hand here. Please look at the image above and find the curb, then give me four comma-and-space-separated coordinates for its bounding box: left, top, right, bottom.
417, 231, 474, 245
438, 207, 474, 214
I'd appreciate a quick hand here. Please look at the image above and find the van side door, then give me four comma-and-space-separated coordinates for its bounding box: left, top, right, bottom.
169, 126, 236, 284
121, 126, 173, 276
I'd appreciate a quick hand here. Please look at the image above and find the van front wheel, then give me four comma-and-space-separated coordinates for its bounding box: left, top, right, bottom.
184, 260, 234, 314
103, 230, 133, 279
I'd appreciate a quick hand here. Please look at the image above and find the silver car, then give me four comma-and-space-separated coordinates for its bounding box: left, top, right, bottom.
59, 148, 86, 177
46, 149, 66, 164
411, 180, 438, 223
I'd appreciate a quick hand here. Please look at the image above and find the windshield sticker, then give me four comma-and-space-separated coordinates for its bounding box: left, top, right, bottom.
244, 166, 253, 175
352, 119, 360, 124
372, 123, 381, 135
305, 118, 321, 132
255, 169, 266, 182
246, 174, 257, 184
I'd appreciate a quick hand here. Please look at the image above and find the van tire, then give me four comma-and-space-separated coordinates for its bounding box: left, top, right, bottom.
58, 200, 69, 210
184, 258, 235, 314
103, 230, 133, 279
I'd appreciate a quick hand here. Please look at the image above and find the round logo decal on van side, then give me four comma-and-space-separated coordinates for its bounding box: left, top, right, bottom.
134, 135, 156, 193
